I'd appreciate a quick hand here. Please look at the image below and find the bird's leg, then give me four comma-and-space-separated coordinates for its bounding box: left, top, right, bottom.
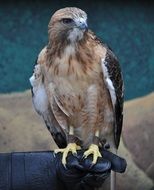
83, 130, 102, 164
54, 126, 81, 166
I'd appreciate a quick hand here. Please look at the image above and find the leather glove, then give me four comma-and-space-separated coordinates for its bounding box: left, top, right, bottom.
55, 149, 127, 190
0, 150, 126, 190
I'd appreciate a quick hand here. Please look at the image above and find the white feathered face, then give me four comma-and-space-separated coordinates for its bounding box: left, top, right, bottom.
48, 7, 88, 43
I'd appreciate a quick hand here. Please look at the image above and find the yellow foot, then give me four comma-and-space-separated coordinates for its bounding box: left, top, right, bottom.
83, 144, 102, 164
54, 143, 81, 166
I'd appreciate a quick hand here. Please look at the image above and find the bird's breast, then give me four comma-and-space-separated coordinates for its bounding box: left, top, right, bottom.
48, 44, 101, 80
46, 46, 107, 127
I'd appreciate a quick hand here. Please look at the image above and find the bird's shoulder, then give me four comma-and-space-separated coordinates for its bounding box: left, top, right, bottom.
86, 30, 107, 57
88, 30, 123, 90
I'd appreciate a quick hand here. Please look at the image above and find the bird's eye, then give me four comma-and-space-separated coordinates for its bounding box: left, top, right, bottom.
62, 18, 74, 24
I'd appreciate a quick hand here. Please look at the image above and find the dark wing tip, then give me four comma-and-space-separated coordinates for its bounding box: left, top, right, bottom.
53, 132, 67, 148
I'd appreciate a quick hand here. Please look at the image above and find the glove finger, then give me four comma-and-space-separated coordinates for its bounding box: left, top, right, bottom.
66, 153, 84, 170
80, 155, 111, 173
56, 152, 84, 171
101, 149, 127, 173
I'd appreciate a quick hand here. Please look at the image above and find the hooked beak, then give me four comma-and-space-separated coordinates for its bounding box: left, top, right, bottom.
76, 19, 88, 31
79, 21, 88, 31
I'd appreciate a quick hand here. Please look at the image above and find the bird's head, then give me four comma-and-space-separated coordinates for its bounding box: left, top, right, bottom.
48, 7, 88, 43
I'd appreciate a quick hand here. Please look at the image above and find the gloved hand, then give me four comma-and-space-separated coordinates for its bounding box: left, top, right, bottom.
0, 150, 126, 190
55, 149, 127, 190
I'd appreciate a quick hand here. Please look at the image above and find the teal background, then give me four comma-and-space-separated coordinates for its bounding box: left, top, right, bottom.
0, 1, 154, 100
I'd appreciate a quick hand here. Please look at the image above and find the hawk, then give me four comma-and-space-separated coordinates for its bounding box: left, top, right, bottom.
30, 7, 124, 168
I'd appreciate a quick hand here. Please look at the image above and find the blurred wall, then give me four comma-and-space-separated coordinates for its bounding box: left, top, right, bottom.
0, 0, 154, 99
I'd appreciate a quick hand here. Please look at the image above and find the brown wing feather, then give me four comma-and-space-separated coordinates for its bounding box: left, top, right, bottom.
104, 48, 124, 148
42, 106, 67, 148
